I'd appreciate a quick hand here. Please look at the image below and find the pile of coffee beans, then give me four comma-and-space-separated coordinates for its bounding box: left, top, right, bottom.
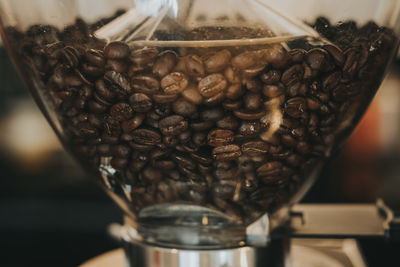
5, 17, 396, 223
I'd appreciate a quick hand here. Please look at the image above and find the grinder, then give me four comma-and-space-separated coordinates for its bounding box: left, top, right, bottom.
0, 0, 399, 266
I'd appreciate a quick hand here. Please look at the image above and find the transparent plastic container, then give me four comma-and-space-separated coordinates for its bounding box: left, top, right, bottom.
0, 0, 399, 249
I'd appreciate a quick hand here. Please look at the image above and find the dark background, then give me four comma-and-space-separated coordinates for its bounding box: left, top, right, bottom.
0, 46, 400, 266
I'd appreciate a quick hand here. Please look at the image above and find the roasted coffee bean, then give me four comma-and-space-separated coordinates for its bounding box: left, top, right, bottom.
216, 116, 239, 130
192, 132, 207, 147
281, 64, 304, 86
191, 120, 214, 131
257, 161, 282, 177
204, 91, 225, 106
198, 73, 227, 98
214, 167, 237, 180
104, 41, 130, 59
207, 129, 234, 147
201, 107, 224, 121
178, 130, 192, 144
86, 48, 105, 67
110, 102, 134, 121
129, 93, 153, 112
163, 135, 178, 147
96, 143, 111, 156
122, 114, 145, 133
238, 121, 260, 137
152, 93, 178, 103
105, 59, 128, 73
131, 129, 161, 145
95, 79, 116, 101
131, 75, 160, 95
231, 50, 261, 70
172, 98, 197, 117
233, 109, 265, 120
159, 115, 188, 136
260, 69, 281, 84
172, 153, 197, 170
185, 55, 205, 77
161, 72, 189, 94
224, 66, 241, 84
111, 158, 128, 170
105, 71, 132, 94
212, 144, 242, 161
226, 84, 243, 100
242, 141, 269, 156
245, 79, 262, 93
284, 97, 307, 118
332, 82, 361, 101
130, 47, 158, 67
111, 144, 131, 158
323, 44, 344, 66
223, 100, 242, 110
153, 50, 177, 78
181, 84, 203, 104
205, 49, 231, 73
306, 48, 328, 71
88, 100, 108, 114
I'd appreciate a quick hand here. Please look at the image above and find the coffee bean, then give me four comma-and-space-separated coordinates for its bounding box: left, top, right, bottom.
161, 72, 189, 94
153, 50, 177, 78
172, 98, 197, 117
96, 144, 111, 156
131, 75, 160, 95
159, 115, 188, 136
191, 120, 214, 131
105, 71, 132, 94
86, 48, 105, 66
131, 128, 161, 145
152, 93, 178, 103
222, 100, 242, 110
106, 59, 128, 73
264, 44, 291, 69
185, 55, 205, 77
142, 166, 162, 183
216, 116, 239, 130
263, 84, 284, 98
205, 49, 231, 73
212, 144, 242, 161
204, 91, 225, 106
130, 47, 158, 67
104, 41, 130, 59
111, 144, 131, 158
110, 102, 133, 121
231, 50, 261, 70
306, 48, 328, 71
181, 84, 203, 104
121, 114, 145, 133
242, 141, 269, 156
245, 79, 262, 93
226, 84, 243, 100
323, 44, 344, 66
224, 66, 241, 84
257, 161, 282, 176
281, 64, 304, 86
207, 129, 234, 147
233, 110, 265, 120
201, 107, 224, 121
111, 157, 128, 170
284, 97, 307, 118
238, 121, 260, 136
198, 73, 227, 98
129, 93, 153, 112
260, 69, 281, 84
95, 79, 116, 101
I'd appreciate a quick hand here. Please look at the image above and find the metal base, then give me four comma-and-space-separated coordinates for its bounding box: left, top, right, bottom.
124, 239, 289, 267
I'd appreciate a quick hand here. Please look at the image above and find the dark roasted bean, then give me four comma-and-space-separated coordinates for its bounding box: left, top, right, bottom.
153, 50, 177, 78
172, 98, 197, 117
260, 69, 281, 84
233, 109, 265, 120
226, 84, 243, 100
244, 93, 262, 110
216, 116, 239, 130
181, 84, 203, 104
104, 41, 130, 59
131, 129, 161, 145
185, 55, 205, 77
212, 144, 242, 161
131, 75, 160, 95
105, 71, 132, 94
205, 49, 231, 73
110, 102, 134, 121
159, 115, 188, 136
198, 73, 227, 98
242, 141, 269, 156
130, 47, 158, 66
161, 72, 188, 94
284, 97, 307, 118
207, 129, 234, 147
121, 114, 145, 133
129, 93, 153, 112
238, 121, 260, 136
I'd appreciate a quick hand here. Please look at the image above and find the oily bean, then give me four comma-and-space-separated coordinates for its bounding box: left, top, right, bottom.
111, 158, 128, 170
159, 115, 188, 136
163, 135, 178, 147
182, 84, 203, 104
111, 144, 131, 158
284, 97, 307, 118
216, 116, 239, 130
129, 47, 158, 67
104, 41, 130, 59
172, 98, 197, 117
212, 144, 242, 161
129, 93, 153, 112
191, 150, 212, 165
85, 48, 105, 66
281, 64, 304, 86
264, 44, 291, 69
95, 79, 116, 101
105, 71, 132, 94
192, 132, 207, 147
161, 72, 189, 94
242, 141, 269, 156
226, 84, 243, 100
306, 97, 322, 110
88, 100, 108, 114
322, 71, 341, 92
131, 128, 161, 145
224, 66, 241, 84
198, 73, 227, 98
233, 110, 265, 120
289, 49, 305, 63
238, 121, 260, 136
121, 114, 145, 133
185, 55, 205, 77
153, 160, 176, 170
207, 129, 234, 147
178, 130, 192, 144
131, 75, 160, 95
153, 50, 177, 78
110, 102, 134, 121
205, 49, 231, 73
82, 63, 103, 76
172, 153, 197, 170
244, 93, 262, 110
332, 83, 361, 101
260, 69, 281, 84
306, 48, 328, 71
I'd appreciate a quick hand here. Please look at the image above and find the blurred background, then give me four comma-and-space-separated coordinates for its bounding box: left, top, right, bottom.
0, 42, 400, 267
